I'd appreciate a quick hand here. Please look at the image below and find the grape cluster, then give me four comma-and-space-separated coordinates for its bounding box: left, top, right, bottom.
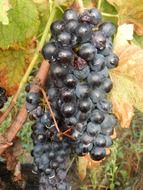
26, 94, 72, 189
26, 8, 119, 190
0, 87, 7, 109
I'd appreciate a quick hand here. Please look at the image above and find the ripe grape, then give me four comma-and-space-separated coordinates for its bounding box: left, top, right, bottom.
26, 8, 119, 190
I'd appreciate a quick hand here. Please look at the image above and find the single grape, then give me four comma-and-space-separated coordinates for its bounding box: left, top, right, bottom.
102, 78, 113, 93
99, 22, 116, 37
63, 9, 78, 21
48, 87, 58, 101
60, 89, 75, 102
73, 66, 90, 80
87, 122, 101, 136
90, 89, 105, 103
76, 111, 90, 122
88, 8, 102, 25
61, 103, 76, 118
0, 87, 6, 96
42, 42, 57, 61
26, 92, 40, 105
75, 82, 90, 98
58, 49, 73, 64
87, 72, 102, 87
79, 43, 96, 61
51, 21, 64, 35
76, 23, 92, 43
91, 109, 105, 124
65, 20, 79, 33
90, 147, 106, 161
106, 53, 119, 69
79, 98, 92, 113
81, 132, 93, 145
90, 54, 105, 72
51, 63, 67, 79
57, 32, 72, 46
97, 99, 112, 113
92, 31, 106, 50
75, 122, 86, 132
94, 134, 106, 147
64, 74, 77, 88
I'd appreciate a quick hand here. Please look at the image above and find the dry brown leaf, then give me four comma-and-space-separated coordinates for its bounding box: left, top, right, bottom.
110, 24, 143, 128
107, 0, 143, 35
112, 98, 134, 128
14, 162, 22, 181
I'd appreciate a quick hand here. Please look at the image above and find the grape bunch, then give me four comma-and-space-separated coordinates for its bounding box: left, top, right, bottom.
26, 8, 119, 190
0, 87, 7, 109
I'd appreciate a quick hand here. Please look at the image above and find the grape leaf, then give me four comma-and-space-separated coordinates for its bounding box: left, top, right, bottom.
110, 24, 143, 128
0, 0, 11, 25
0, 49, 29, 95
78, 156, 88, 181
133, 33, 143, 49
107, 0, 143, 35
0, 0, 39, 49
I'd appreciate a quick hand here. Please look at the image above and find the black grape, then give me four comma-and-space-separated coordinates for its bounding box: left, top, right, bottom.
26, 7, 119, 190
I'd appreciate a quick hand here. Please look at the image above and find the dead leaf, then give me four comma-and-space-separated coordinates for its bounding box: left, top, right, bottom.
0, 49, 30, 95
112, 98, 134, 128
110, 24, 143, 128
14, 162, 22, 181
78, 156, 88, 181
107, 0, 143, 35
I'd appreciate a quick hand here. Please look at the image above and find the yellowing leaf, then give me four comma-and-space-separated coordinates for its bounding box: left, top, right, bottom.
0, 49, 29, 95
78, 156, 88, 181
0, 0, 11, 25
110, 24, 143, 128
0, 0, 39, 49
78, 155, 102, 180
107, 0, 143, 35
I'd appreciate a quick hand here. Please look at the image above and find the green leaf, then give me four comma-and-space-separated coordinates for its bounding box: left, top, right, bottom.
0, 49, 29, 95
0, 0, 40, 49
0, 0, 11, 25
99, 0, 118, 25
133, 33, 143, 48
100, 0, 117, 14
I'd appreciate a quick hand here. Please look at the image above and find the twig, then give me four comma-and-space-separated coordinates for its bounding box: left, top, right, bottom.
0, 4, 56, 125
66, 157, 76, 174
40, 88, 61, 133
0, 60, 50, 155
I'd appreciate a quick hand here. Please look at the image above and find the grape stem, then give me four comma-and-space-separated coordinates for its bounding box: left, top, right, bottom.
40, 88, 61, 134
40, 88, 75, 140
97, 0, 102, 10
66, 157, 76, 174
102, 12, 119, 18
75, 0, 85, 12
0, 60, 50, 155
0, 2, 57, 126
